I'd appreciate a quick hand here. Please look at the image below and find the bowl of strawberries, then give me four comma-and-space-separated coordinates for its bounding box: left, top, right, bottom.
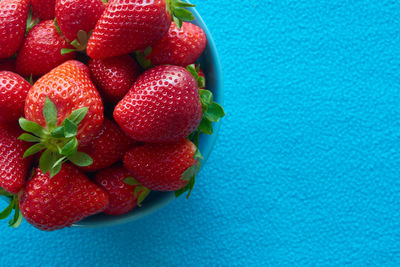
0, 0, 224, 230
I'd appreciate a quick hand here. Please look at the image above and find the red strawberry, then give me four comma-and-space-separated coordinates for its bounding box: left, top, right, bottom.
31, 0, 56, 20
0, 71, 31, 123
0, 0, 29, 58
55, 0, 105, 42
86, 0, 196, 59
19, 60, 104, 176
16, 20, 76, 77
88, 55, 140, 104
0, 124, 31, 194
145, 22, 206, 67
94, 164, 150, 215
79, 118, 137, 172
19, 164, 109, 231
123, 139, 199, 191
0, 58, 16, 72
114, 65, 202, 143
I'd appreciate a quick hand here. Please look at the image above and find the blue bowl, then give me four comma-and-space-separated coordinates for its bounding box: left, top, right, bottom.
72, 8, 224, 228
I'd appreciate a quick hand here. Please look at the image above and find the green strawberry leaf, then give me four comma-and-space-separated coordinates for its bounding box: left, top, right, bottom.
18, 133, 41, 143
8, 197, 22, 228
61, 48, 77, 55
135, 48, 153, 70
137, 188, 150, 207
68, 107, 88, 125
172, 7, 194, 22
198, 119, 213, 135
175, 176, 196, 199
204, 102, 225, 122
54, 18, 62, 36
181, 162, 200, 182
0, 201, 13, 220
49, 161, 62, 178
194, 148, 203, 161
169, 0, 195, 29
23, 143, 46, 158
19, 118, 46, 137
63, 119, 78, 138
43, 97, 58, 131
124, 177, 140, 186
50, 126, 65, 138
68, 152, 93, 167
60, 137, 78, 156
173, 15, 182, 29
199, 89, 213, 106
39, 149, 56, 174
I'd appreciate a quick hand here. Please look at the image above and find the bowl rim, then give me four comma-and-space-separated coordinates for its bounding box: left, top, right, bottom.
73, 7, 223, 228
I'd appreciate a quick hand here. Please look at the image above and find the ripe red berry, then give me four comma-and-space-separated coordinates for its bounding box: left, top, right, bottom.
79, 118, 137, 172
0, 124, 31, 194
55, 0, 105, 42
31, 0, 56, 20
88, 55, 140, 104
0, 0, 29, 58
94, 164, 150, 215
19, 164, 109, 231
123, 139, 199, 191
146, 22, 207, 67
114, 65, 202, 143
0, 71, 31, 123
16, 20, 76, 77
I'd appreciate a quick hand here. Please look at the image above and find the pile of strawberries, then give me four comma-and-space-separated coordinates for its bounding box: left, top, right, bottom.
0, 0, 224, 231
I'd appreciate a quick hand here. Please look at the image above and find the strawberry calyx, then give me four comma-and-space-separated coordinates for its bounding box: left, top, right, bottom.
135, 46, 153, 70
187, 64, 225, 135
166, 0, 195, 29
175, 146, 203, 198
0, 189, 23, 228
61, 30, 93, 55
123, 177, 151, 206
18, 97, 93, 178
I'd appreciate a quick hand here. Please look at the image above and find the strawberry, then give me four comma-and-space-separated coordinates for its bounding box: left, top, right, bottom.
88, 55, 140, 104
0, 71, 31, 123
79, 118, 137, 172
0, 124, 31, 194
123, 139, 200, 192
142, 22, 207, 67
0, 58, 16, 72
19, 60, 104, 176
19, 164, 109, 231
94, 164, 150, 215
86, 0, 196, 59
55, 0, 105, 48
31, 0, 56, 20
16, 20, 76, 77
0, 0, 30, 58
114, 65, 202, 143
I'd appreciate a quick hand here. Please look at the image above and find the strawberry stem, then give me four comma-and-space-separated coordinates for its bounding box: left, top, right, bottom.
19, 97, 93, 177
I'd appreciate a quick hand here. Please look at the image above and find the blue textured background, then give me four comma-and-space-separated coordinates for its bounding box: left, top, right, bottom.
2, 0, 400, 265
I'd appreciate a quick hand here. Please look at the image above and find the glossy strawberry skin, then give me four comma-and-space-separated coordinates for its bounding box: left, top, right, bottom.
55, 0, 105, 41
25, 60, 104, 145
0, 58, 16, 72
114, 65, 202, 143
147, 22, 207, 67
123, 139, 197, 191
94, 164, 139, 215
16, 20, 76, 77
79, 118, 137, 172
87, 0, 171, 59
19, 164, 109, 231
0, 124, 31, 194
88, 55, 140, 104
31, 0, 56, 20
0, 71, 31, 123
0, 0, 29, 58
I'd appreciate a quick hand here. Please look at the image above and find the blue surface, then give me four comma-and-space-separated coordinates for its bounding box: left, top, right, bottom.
2, 0, 400, 265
